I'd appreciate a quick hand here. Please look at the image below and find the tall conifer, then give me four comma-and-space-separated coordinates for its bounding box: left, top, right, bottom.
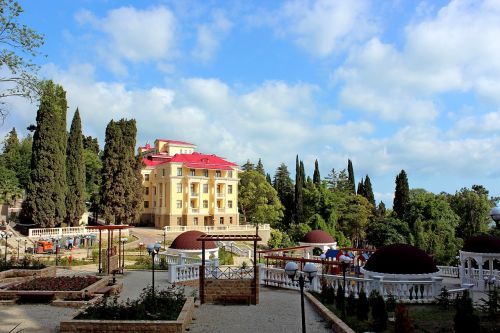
393, 170, 410, 220
21, 81, 67, 227
273, 163, 294, 228
364, 175, 375, 206
347, 159, 355, 194
357, 179, 365, 196
256, 158, 265, 175
65, 109, 85, 226
313, 159, 321, 185
294, 155, 304, 224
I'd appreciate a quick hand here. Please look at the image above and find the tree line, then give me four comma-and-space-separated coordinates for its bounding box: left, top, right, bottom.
239, 157, 499, 265
0, 81, 143, 227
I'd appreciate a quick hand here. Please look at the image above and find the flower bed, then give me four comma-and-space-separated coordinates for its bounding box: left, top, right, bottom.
9, 276, 99, 291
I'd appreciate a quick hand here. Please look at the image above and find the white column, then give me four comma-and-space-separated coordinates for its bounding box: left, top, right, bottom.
478, 257, 484, 291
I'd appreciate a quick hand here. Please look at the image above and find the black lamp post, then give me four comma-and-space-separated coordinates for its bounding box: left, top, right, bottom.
54, 236, 61, 266
24, 239, 28, 257
147, 243, 161, 303
120, 237, 127, 272
319, 253, 326, 301
339, 254, 353, 319
284, 261, 318, 333
0, 231, 13, 263
163, 228, 167, 250
490, 207, 500, 228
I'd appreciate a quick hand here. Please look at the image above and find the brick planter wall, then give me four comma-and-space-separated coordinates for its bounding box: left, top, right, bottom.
305, 292, 355, 333
0, 266, 56, 280
59, 297, 195, 333
204, 279, 259, 305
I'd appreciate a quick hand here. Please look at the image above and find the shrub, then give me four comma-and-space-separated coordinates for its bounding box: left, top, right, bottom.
394, 303, 413, 333
454, 290, 480, 333
76, 286, 186, 320
321, 281, 335, 305
368, 289, 381, 308
357, 289, 369, 321
386, 293, 396, 313
346, 292, 356, 317
0, 256, 46, 271
335, 285, 344, 311
436, 286, 451, 310
371, 295, 388, 332
478, 286, 500, 319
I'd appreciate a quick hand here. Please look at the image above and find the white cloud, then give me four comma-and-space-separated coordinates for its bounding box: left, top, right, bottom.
192, 11, 232, 62
272, 0, 374, 57
76, 6, 176, 74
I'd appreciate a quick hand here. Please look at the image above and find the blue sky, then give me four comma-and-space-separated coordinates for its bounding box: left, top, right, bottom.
3, 0, 500, 206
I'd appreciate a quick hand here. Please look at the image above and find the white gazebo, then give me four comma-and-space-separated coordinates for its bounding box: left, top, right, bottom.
459, 234, 500, 291
299, 230, 337, 258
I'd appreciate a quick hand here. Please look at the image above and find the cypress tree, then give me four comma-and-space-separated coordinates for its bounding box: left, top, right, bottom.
364, 175, 375, 206
65, 109, 86, 227
377, 201, 386, 217
256, 158, 265, 175
266, 173, 272, 184
1, 128, 20, 170
21, 81, 67, 227
294, 155, 304, 224
357, 179, 365, 196
100, 119, 142, 224
347, 159, 355, 194
393, 170, 410, 220
273, 163, 294, 228
313, 159, 321, 185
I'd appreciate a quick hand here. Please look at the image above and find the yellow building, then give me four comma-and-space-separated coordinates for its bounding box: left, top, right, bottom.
139, 139, 240, 228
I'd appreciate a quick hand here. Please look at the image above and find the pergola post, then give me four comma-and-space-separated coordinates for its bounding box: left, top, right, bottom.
200, 239, 206, 304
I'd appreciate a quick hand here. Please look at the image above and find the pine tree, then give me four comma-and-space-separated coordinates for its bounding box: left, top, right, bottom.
347, 159, 355, 194
242, 159, 254, 171
266, 173, 272, 184
376, 201, 386, 217
363, 175, 375, 206
65, 109, 86, 227
313, 159, 321, 185
273, 163, 295, 228
256, 158, 265, 175
357, 289, 369, 320
1, 128, 20, 170
99, 119, 142, 224
393, 170, 410, 220
357, 179, 364, 196
21, 81, 68, 227
294, 155, 304, 224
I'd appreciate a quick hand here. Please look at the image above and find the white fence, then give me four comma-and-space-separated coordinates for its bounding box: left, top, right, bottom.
217, 241, 253, 258
164, 224, 270, 234
437, 266, 459, 277
28, 226, 130, 239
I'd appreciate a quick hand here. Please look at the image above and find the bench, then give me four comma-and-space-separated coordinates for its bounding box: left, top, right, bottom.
16, 291, 55, 303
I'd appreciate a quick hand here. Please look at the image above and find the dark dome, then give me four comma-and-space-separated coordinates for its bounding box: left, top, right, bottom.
364, 244, 438, 275
462, 234, 500, 253
301, 230, 334, 244
170, 231, 217, 250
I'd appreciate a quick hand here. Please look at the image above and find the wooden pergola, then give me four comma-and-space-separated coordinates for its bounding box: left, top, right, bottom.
86, 225, 133, 275
197, 234, 261, 304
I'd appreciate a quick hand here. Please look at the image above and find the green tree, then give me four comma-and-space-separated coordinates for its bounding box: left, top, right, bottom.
65, 109, 85, 227
336, 193, 372, 247
294, 155, 304, 224
0, 0, 44, 118
238, 170, 284, 227
0, 164, 22, 205
376, 201, 386, 217
99, 119, 142, 224
357, 289, 369, 321
273, 163, 294, 228
313, 159, 320, 185
393, 170, 410, 220
449, 186, 494, 240
84, 148, 101, 200
16, 134, 32, 188
82, 135, 100, 155
347, 159, 355, 194
265, 173, 272, 184
256, 158, 265, 175
267, 229, 294, 248
366, 217, 410, 248
357, 178, 364, 196
21, 81, 67, 227
241, 159, 254, 171
454, 290, 480, 333
363, 175, 375, 207
1, 127, 20, 169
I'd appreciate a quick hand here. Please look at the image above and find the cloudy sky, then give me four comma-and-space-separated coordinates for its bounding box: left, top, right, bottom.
2, 0, 500, 205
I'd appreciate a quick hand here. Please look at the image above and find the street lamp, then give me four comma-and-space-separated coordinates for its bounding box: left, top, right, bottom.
120, 237, 127, 272
86, 235, 91, 259
163, 228, 167, 250
490, 207, 500, 227
284, 261, 318, 333
147, 243, 162, 303
339, 254, 353, 319
53, 236, 61, 266
24, 239, 28, 257
0, 231, 13, 263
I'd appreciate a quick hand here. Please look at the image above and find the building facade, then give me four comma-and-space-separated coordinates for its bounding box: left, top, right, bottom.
139, 139, 240, 228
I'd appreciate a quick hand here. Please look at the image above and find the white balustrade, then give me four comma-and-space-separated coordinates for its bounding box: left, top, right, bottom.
163, 224, 270, 234
437, 266, 459, 277
28, 226, 108, 239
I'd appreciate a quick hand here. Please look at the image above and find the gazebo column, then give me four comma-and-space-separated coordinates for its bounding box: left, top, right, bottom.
459, 259, 466, 286
477, 257, 484, 291
467, 258, 472, 277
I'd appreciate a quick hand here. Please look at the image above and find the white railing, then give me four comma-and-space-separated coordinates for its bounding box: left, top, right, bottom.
438, 266, 459, 277
28, 226, 104, 239
164, 224, 270, 233
159, 253, 202, 265
167, 263, 201, 283
217, 241, 253, 258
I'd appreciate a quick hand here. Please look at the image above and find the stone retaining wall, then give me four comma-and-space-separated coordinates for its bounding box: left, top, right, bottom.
305, 292, 355, 333
204, 279, 259, 305
0, 266, 56, 280
59, 297, 195, 333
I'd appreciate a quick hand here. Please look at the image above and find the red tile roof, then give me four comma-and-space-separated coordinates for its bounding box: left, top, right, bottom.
155, 139, 196, 146
170, 231, 217, 250
142, 152, 237, 170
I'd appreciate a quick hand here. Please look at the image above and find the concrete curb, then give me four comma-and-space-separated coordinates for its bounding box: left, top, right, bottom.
305, 292, 355, 333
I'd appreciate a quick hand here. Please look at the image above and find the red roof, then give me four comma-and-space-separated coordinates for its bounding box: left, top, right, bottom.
170, 231, 217, 250
155, 139, 196, 146
142, 152, 237, 170
301, 230, 335, 244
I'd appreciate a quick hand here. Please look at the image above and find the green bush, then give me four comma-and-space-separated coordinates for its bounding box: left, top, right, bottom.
0, 256, 46, 271
454, 290, 480, 333
346, 292, 356, 317
394, 303, 414, 333
436, 286, 451, 310
76, 286, 186, 320
371, 295, 388, 332
218, 248, 234, 265
357, 289, 369, 321
321, 281, 335, 305
335, 285, 344, 311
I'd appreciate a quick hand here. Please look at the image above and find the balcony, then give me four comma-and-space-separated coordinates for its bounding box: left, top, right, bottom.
190, 192, 199, 197
217, 208, 225, 213
216, 192, 225, 198
191, 208, 199, 213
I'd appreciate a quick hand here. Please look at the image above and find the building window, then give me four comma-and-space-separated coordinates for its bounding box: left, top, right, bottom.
203, 184, 208, 193
203, 200, 208, 208
228, 185, 232, 194
153, 187, 156, 195
154, 201, 157, 207
230, 217, 233, 224
144, 174, 150, 181
159, 200, 162, 207
145, 187, 149, 195
177, 167, 183, 176
215, 170, 221, 178
193, 217, 198, 225
162, 169, 165, 177
219, 217, 224, 224
159, 184, 162, 195
176, 183, 182, 193
203, 169, 208, 177
144, 201, 149, 208
228, 170, 233, 178
176, 200, 182, 208
177, 217, 182, 226
228, 200, 233, 208
190, 169, 196, 176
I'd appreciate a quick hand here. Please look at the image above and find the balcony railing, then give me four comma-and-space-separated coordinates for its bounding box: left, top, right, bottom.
191, 208, 199, 213
216, 192, 225, 197
217, 208, 225, 213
